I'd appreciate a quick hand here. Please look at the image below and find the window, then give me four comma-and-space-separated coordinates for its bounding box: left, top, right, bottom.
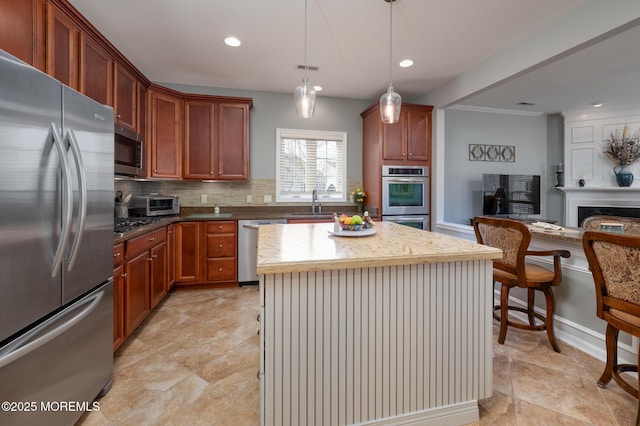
276, 128, 347, 203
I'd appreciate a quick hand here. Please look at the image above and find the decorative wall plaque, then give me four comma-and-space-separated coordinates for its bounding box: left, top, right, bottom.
469, 144, 515, 162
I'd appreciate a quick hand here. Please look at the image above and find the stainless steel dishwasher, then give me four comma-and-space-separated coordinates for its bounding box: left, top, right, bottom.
238, 219, 287, 285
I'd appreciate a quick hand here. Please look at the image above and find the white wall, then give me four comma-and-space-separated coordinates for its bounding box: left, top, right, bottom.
442, 108, 549, 225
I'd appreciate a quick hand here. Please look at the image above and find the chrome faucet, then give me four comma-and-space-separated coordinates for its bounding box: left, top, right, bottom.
311, 189, 317, 213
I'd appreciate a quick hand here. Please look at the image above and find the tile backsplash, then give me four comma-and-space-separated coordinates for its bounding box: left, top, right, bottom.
115, 178, 362, 208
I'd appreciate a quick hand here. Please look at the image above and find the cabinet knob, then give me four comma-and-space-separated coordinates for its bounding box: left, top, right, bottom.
149, 237, 155, 241
219, 243, 223, 248
154, 169, 158, 173
114, 252, 121, 257
219, 267, 223, 272
116, 114, 122, 119
210, 171, 214, 175
122, 273, 127, 278
153, 254, 158, 259
148, 257, 152, 261
218, 225, 223, 229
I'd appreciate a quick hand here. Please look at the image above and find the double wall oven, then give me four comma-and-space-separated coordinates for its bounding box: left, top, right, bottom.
381, 165, 430, 230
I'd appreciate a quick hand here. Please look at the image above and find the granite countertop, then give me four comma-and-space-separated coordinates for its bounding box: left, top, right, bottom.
256, 221, 502, 274
113, 206, 366, 244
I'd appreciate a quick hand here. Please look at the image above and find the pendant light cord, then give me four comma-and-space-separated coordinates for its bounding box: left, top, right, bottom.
388, 0, 393, 88
304, 0, 309, 83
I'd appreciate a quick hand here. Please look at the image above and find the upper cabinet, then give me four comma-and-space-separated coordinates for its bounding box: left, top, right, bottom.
217, 103, 250, 180
183, 98, 251, 180
46, 2, 80, 89
150, 86, 182, 179
0, 0, 46, 71
114, 63, 137, 130
380, 104, 433, 164
79, 34, 113, 106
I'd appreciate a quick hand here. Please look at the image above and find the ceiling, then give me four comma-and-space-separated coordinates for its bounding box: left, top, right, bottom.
68, 0, 639, 114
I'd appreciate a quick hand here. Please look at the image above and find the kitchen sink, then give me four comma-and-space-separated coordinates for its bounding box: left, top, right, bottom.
289, 213, 335, 217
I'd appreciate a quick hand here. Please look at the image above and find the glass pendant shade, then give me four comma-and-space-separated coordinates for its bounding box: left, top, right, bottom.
380, 85, 401, 124
380, 0, 401, 124
295, 76, 316, 118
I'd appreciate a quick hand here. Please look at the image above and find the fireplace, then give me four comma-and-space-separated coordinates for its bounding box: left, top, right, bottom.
578, 206, 640, 226
559, 187, 640, 227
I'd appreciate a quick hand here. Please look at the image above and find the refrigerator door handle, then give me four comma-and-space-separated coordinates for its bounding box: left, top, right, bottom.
65, 128, 87, 271
0, 289, 105, 369
51, 122, 74, 278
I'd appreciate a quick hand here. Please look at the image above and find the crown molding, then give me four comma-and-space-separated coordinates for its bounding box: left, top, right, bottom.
448, 104, 544, 117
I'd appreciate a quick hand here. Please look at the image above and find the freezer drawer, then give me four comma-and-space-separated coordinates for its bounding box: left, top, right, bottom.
0, 281, 113, 426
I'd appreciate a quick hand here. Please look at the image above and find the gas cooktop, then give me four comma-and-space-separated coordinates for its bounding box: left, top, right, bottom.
114, 217, 163, 235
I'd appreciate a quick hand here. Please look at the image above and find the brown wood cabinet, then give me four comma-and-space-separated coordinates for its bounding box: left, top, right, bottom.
150, 87, 182, 179
217, 103, 250, 180
167, 223, 176, 289
205, 221, 237, 284
0, 0, 46, 70
183, 99, 251, 180
114, 62, 137, 130
46, 2, 79, 89
124, 227, 166, 335
175, 221, 238, 286
175, 222, 202, 283
361, 103, 433, 215
79, 34, 113, 106
113, 243, 125, 351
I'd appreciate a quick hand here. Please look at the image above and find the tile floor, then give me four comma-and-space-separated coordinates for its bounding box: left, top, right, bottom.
77, 286, 637, 425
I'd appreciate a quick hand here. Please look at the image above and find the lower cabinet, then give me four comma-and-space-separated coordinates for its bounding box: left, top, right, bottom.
175, 221, 238, 286
167, 223, 176, 289
113, 243, 125, 351
120, 226, 167, 345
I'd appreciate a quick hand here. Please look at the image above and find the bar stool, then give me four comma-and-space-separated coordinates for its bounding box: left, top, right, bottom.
473, 216, 570, 352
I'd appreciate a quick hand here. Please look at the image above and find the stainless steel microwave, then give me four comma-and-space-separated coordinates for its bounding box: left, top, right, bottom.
114, 125, 143, 177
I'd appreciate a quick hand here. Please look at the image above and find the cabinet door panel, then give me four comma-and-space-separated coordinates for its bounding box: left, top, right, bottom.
151, 91, 181, 178
184, 101, 215, 179
124, 251, 150, 335
167, 224, 176, 289
46, 3, 79, 89
80, 34, 113, 106
1, 0, 45, 70
382, 118, 405, 161
217, 103, 249, 180
137, 84, 148, 176
175, 222, 201, 282
406, 107, 429, 161
113, 263, 125, 351
150, 242, 167, 309
115, 63, 137, 130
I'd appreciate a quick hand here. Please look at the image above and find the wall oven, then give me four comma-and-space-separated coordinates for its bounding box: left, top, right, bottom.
382, 165, 430, 230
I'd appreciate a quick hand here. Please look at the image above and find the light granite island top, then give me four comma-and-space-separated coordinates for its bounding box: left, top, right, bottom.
256, 221, 501, 274
257, 222, 502, 426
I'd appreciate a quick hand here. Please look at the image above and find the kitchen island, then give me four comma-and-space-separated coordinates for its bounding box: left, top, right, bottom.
257, 222, 502, 426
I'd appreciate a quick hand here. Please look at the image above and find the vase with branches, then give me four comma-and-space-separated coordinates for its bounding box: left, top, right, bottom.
602, 125, 640, 187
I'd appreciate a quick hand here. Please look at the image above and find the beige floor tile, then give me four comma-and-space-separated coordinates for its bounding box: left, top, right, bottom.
76, 286, 638, 426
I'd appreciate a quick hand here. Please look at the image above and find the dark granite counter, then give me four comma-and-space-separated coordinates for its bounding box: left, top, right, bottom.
113, 205, 369, 244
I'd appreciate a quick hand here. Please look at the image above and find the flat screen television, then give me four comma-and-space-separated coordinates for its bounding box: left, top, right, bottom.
482, 174, 541, 216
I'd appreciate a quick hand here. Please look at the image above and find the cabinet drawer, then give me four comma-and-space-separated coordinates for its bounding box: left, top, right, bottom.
206, 221, 236, 234
113, 243, 125, 267
206, 258, 237, 282
206, 234, 236, 258
126, 227, 167, 257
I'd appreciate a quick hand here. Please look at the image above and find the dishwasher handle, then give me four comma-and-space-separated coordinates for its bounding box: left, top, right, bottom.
243, 224, 260, 230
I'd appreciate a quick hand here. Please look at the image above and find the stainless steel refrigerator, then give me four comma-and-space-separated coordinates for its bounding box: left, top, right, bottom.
0, 50, 114, 425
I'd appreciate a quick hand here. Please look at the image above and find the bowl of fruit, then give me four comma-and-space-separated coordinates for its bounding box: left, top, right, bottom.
338, 214, 364, 231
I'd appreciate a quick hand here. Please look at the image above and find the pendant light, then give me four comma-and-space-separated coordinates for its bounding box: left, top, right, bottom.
294, 0, 316, 118
380, 0, 401, 124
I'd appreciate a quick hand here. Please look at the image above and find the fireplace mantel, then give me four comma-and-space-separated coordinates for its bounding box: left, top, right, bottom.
557, 186, 640, 226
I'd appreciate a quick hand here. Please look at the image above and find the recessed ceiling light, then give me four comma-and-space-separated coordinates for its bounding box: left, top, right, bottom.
591, 102, 603, 108
313, 86, 323, 92
399, 59, 414, 68
224, 36, 241, 47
